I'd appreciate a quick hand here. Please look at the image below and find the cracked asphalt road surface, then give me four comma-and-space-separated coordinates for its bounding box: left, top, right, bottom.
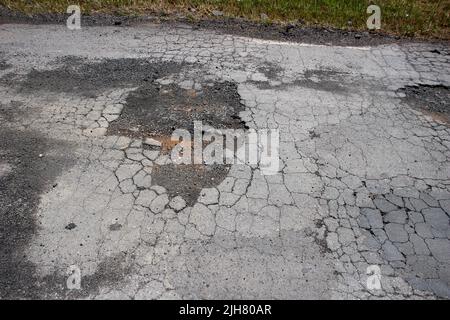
0, 22, 449, 299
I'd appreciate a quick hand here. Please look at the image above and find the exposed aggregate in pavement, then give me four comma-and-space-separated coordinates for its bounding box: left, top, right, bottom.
399, 85, 450, 123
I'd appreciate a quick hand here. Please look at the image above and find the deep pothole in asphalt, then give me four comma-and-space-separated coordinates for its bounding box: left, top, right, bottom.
106, 77, 247, 206
399, 84, 450, 124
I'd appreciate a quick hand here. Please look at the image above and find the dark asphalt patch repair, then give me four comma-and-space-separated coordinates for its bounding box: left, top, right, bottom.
107, 81, 246, 137
0, 128, 75, 299
399, 84, 450, 124
11, 57, 182, 97
0, 127, 130, 299
252, 68, 349, 93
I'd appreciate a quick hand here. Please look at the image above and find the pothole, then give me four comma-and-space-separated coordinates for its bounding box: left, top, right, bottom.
151, 164, 229, 206
106, 77, 247, 205
399, 84, 450, 124
107, 81, 246, 138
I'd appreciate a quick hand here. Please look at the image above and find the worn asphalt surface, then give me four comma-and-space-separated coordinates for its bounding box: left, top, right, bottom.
0, 17, 449, 299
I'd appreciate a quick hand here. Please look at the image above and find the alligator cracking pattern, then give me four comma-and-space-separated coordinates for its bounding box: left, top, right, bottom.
0, 24, 449, 299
